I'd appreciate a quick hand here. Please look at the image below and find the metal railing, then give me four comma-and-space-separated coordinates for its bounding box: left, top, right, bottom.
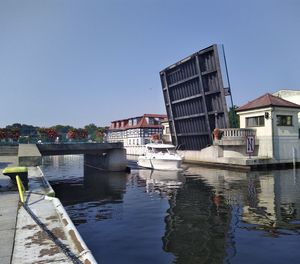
220, 128, 256, 139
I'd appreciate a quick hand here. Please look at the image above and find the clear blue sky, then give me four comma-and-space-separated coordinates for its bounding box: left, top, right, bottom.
0, 0, 299, 128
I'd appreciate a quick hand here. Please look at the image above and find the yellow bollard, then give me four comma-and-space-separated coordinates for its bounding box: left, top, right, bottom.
16, 175, 25, 204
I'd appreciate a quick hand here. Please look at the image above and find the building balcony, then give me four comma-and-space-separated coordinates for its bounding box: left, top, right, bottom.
214, 128, 257, 146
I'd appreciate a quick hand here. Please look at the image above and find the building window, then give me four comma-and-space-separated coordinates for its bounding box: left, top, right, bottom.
246, 116, 265, 127
148, 118, 154, 125
277, 115, 293, 126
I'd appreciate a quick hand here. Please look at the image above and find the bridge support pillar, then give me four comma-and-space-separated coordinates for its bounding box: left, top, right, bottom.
84, 148, 127, 172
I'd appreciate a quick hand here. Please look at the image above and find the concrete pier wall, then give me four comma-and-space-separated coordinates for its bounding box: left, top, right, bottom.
0, 145, 18, 156
0, 163, 97, 264
18, 144, 42, 166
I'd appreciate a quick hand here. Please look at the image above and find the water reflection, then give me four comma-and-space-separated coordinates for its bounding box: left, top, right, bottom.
185, 167, 300, 231
51, 168, 128, 206
43, 156, 129, 226
163, 175, 231, 264
138, 169, 185, 196
178, 167, 300, 263
41, 156, 300, 264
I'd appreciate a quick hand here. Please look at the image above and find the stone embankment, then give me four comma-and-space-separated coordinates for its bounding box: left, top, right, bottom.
0, 156, 97, 264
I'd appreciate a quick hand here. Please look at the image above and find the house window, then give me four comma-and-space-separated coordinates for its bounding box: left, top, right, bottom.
148, 118, 154, 125
246, 116, 265, 127
277, 115, 293, 126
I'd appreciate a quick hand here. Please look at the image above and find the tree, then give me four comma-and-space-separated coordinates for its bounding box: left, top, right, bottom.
78, 129, 88, 140
228, 105, 240, 128
84, 123, 98, 134
67, 129, 77, 140
94, 128, 105, 142
0, 128, 7, 140
38, 127, 58, 142
53, 125, 74, 134
9, 128, 20, 141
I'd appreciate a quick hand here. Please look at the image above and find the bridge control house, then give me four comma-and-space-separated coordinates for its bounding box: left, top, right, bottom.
236, 93, 300, 165
180, 93, 300, 169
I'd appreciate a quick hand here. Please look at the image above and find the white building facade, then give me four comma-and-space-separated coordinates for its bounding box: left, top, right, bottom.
236, 93, 300, 163
106, 114, 167, 155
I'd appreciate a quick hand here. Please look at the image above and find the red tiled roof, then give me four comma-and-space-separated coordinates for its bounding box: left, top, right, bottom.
110, 114, 167, 123
109, 114, 166, 130
142, 114, 167, 118
236, 93, 300, 112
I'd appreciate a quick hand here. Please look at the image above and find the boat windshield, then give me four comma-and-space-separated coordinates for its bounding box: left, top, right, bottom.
149, 147, 176, 154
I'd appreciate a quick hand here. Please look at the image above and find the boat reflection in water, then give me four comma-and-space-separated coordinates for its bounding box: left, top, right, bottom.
138, 169, 185, 196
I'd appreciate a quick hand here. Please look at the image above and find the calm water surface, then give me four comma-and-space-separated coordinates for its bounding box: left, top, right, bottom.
41, 155, 300, 264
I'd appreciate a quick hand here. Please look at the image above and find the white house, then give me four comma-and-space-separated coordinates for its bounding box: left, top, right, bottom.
236, 93, 300, 163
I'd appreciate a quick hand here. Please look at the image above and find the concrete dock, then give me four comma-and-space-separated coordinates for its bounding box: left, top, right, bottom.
0, 156, 97, 264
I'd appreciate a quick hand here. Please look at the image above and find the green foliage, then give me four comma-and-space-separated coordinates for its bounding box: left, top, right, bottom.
1, 123, 106, 143
228, 105, 240, 128
52, 125, 74, 134
6, 123, 38, 136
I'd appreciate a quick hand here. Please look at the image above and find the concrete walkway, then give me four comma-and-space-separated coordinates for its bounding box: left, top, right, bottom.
0, 191, 19, 264
0, 156, 19, 264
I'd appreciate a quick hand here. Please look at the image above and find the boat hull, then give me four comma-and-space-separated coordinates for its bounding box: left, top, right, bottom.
137, 157, 182, 171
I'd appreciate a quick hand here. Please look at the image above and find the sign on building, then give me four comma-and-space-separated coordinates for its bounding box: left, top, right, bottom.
246, 136, 255, 154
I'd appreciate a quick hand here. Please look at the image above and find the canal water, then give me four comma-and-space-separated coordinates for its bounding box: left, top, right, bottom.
41, 155, 300, 264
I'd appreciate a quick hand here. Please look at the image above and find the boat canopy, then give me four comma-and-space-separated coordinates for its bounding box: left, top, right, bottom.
146, 143, 176, 149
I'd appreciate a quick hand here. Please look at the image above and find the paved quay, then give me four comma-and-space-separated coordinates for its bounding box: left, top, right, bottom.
0, 191, 19, 264
0, 156, 97, 264
0, 156, 19, 264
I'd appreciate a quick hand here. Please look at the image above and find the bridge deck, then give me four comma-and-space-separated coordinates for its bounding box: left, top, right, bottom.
37, 142, 124, 155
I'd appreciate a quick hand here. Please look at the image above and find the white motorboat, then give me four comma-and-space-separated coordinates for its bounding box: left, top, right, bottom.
137, 143, 183, 170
